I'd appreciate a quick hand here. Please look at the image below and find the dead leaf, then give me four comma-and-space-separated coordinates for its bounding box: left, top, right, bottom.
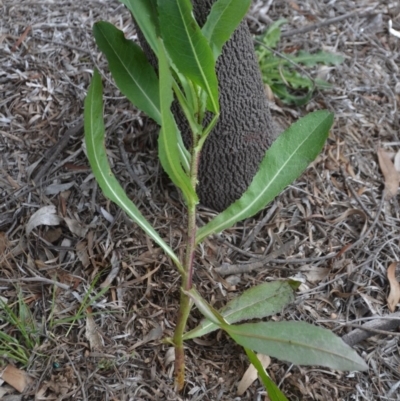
389, 19, 400, 39
44, 181, 75, 195
100, 207, 114, 223
387, 262, 400, 312
0, 364, 32, 393
299, 265, 330, 282
85, 307, 104, 350
42, 227, 63, 243
100, 251, 120, 288
377, 149, 399, 199
59, 238, 72, 263
289, 1, 301, 11
26, 205, 62, 235
11, 24, 31, 52
264, 84, 274, 102
54, 269, 81, 289
164, 347, 175, 366
237, 354, 271, 396
0, 388, 9, 398
394, 149, 400, 173
0, 231, 9, 254
76, 241, 90, 268
130, 323, 163, 350
64, 217, 88, 238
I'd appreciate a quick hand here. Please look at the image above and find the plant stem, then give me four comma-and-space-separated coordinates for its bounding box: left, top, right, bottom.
173, 144, 201, 391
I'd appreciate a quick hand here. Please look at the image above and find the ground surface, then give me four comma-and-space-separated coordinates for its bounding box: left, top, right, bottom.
1, 0, 400, 400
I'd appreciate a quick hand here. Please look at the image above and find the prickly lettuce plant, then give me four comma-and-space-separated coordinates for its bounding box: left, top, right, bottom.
256, 19, 344, 106
84, 0, 367, 397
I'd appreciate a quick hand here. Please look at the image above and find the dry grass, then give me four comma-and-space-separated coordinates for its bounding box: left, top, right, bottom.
1, 0, 400, 400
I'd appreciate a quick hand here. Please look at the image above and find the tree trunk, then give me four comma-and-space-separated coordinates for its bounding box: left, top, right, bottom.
137, 0, 276, 212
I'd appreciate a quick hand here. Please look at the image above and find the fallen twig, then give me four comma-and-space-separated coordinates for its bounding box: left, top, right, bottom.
281, 10, 378, 38
341, 312, 400, 346
11, 25, 32, 52
33, 118, 84, 184
117, 137, 160, 212
0, 277, 70, 290
215, 239, 298, 276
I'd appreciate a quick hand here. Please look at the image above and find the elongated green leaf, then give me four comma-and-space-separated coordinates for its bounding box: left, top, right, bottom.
84, 70, 182, 271
184, 281, 294, 340
93, 22, 161, 124
172, 76, 203, 138
245, 348, 289, 401
291, 50, 344, 67
158, 0, 219, 113
119, 0, 159, 55
226, 321, 368, 371
183, 288, 227, 326
176, 125, 191, 174
202, 0, 251, 58
158, 40, 198, 205
258, 19, 287, 50
196, 110, 333, 244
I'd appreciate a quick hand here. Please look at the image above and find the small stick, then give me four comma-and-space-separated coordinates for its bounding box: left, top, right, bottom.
32, 35, 92, 55
281, 10, 378, 38
241, 202, 278, 251
11, 25, 32, 52
341, 312, 400, 346
0, 277, 70, 290
33, 118, 83, 184
118, 139, 159, 211
215, 239, 297, 276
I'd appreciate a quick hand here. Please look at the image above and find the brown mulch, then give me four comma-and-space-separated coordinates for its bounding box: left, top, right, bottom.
1, 0, 400, 400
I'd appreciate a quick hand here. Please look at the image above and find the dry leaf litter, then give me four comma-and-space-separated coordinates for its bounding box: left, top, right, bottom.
1, 0, 400, 400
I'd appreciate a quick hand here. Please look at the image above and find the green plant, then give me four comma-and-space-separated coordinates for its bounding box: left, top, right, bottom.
0, 293, 39, 367
256, 19, 344, 105
49, 274, 111, 331
84, 0, 367, 397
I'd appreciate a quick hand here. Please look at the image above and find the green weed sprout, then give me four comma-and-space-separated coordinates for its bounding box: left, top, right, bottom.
256, 19, 344, 105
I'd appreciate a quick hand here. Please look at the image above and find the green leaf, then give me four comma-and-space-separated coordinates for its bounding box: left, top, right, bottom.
93, 21, 161, 124
172, 75, 204, 141
245, 348, 289, 401
196, 110, 333, 244
157, 40, 198, 205
184, 281, 294, 340
226, 321, 368, 371
157, 0, 219, 113
292, 50, 344, 67
259, 19, 287, 49
183, 288, 227, 326
84, 70, 182, 271
202, 0, 251, 58
176, 123, 191, 174
256, 21, 343, 106
269, 83, 313, 106
119, 0, 159, 55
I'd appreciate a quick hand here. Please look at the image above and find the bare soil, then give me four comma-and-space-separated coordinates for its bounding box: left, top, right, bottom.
1, 1, 400, 400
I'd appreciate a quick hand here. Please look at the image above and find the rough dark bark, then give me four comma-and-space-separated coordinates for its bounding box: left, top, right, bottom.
137, 0, 276, 212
